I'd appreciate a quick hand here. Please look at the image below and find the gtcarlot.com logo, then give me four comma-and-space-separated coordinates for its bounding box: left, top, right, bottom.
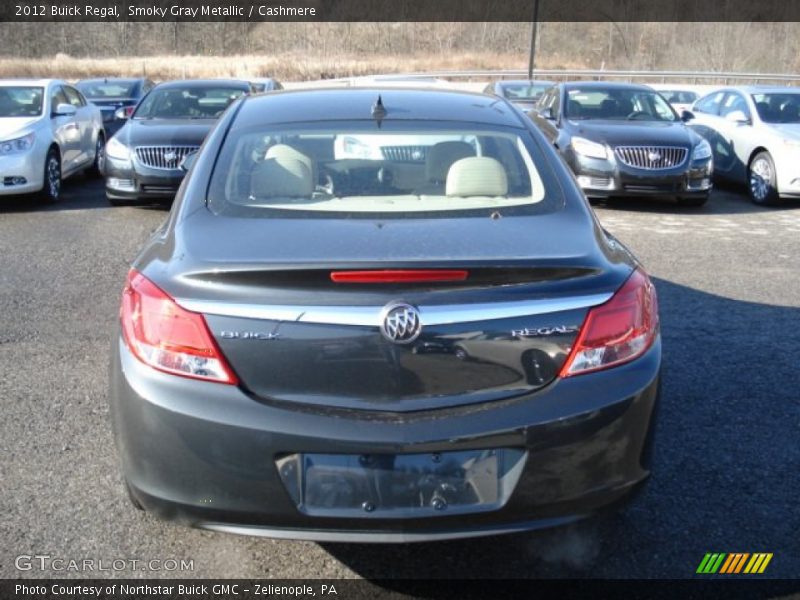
696, 552, 773, 574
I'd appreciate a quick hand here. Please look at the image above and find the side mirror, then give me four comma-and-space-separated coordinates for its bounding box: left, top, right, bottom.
680, 110, 695, 122
114, 106, 133, 120
53, 103, 77, 117
180, 151, 198, 172
725, 110, 750, 125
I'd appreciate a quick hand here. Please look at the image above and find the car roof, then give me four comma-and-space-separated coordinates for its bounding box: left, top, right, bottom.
721, 85, 800, 94
234, 87, 527, 127
562, 81, 654, 92
498, 80, 554, 86
0, 78, 64, 87
153, 79, 252, 90
77, 77, 145, 84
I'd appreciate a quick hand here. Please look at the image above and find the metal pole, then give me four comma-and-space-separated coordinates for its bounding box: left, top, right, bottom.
527, 0, 540, 80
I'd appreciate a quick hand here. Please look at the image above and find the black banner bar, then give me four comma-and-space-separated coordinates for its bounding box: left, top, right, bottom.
3, 579, 800, 600
3, 0, 800, 22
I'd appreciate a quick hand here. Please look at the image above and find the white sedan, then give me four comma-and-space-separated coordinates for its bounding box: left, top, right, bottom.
0, 79, 105, 202
687, 86, 800, 205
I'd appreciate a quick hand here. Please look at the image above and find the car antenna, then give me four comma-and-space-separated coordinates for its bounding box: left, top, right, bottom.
372, 95, 386, 127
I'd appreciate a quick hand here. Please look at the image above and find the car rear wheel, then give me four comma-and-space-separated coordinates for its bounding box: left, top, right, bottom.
88, 132, 105, 178
39, 148, 61, 203
124, 480, 145, 511
748, 151, 780, 206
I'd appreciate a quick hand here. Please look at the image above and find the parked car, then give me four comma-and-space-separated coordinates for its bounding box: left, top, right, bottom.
109, 87, 661, 542
0, 78, 105, 202
530, 81, 714, 206
102, 79, 251, 206
484, 79, 554, 112
648, 84, 702, 114
687, 86, 800, 205
249, 78, 283, 93
76, 77, 155, 136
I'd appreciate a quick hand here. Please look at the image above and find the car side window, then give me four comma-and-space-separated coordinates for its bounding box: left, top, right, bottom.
694, 91, 725, 115
63, 86, 85, 108
51, 87, 69, 114
550, 89, 561, 119
719, 93, 750, 119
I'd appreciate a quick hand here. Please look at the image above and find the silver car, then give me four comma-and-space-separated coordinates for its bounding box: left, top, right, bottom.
688, 86, 800, 205
0, 79, 105, 202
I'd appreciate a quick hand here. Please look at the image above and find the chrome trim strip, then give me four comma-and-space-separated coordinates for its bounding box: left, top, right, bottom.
200, 515, 581, 543
176, 293, 612, 327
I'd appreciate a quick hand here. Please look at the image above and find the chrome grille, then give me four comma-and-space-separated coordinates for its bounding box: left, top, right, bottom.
134, 146, 199, 170
380, 145, 428, 163
614, 146, 688, 170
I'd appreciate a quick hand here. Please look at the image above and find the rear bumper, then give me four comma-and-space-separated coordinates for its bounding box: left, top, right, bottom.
567, 151, 713, 199
110, 336, 661, 542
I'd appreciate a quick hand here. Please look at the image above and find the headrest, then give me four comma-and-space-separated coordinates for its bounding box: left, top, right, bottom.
250, 156, 313, 198
266, 144, 315, 184
425, 141, 475, 183
445, 157, 508, 197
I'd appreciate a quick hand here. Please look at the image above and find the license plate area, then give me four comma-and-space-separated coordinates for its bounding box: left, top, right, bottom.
276, 448, 526, 518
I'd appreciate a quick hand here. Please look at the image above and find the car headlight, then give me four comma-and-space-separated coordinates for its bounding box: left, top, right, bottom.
571, 137, 609, 160
692, 139, 712, 161
0, 132, 35, 155
105, 136, 131, 161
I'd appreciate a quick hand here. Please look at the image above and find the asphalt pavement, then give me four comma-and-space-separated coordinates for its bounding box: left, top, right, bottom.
1, 175, 798, 582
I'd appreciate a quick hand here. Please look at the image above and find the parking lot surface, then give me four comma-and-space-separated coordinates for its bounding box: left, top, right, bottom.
1, 178, 798, 580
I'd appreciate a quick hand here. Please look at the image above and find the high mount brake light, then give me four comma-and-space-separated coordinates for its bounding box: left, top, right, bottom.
330, 270, 469, 284
560, 269, 658, 377
120, 270, 238, 384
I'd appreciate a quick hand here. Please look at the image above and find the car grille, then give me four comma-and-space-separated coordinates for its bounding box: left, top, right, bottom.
380, 145, 428, 163
614, 146, 688, 170
134, 146, 199, 170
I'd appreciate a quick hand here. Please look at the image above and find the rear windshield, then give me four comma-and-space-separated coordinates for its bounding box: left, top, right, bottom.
77, 81, 137, 98
658, 90, 698, 104
206, 121, 562, 218
134, 86, 246, 119
501, 84, 549, 101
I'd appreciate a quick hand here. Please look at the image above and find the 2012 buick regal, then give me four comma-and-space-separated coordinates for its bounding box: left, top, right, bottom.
109, 88, 661, 543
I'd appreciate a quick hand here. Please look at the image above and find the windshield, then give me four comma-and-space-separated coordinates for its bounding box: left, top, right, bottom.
565, 88, 678, 121
77, 80, 137, 98
752, 93, 800, 124
133, 86, 246, 119
501, 84, 549, 101
658, 90, 698, 104
207, 123, 558, 218
0, 86, 44, 118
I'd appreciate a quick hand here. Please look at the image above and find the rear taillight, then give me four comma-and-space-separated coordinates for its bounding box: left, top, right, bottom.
120, 270, 238, 384
560, 268, 658, 377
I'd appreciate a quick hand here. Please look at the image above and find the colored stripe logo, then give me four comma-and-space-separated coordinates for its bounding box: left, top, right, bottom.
697, 553, 773, 574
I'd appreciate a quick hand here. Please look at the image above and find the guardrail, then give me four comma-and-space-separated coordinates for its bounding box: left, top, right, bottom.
349, 69, 800, 85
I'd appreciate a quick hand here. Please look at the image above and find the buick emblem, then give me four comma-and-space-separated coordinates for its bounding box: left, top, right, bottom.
648, 150, 662, 162
164, 150, 178, 162
380, 302, 422, 344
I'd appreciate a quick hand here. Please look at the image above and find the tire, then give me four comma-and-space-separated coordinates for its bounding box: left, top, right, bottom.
88, 131, 105, 178
39, 147, 62, 203
748, 151, 780, 206
124, 480, 145, 511
678, 196, 708, 207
